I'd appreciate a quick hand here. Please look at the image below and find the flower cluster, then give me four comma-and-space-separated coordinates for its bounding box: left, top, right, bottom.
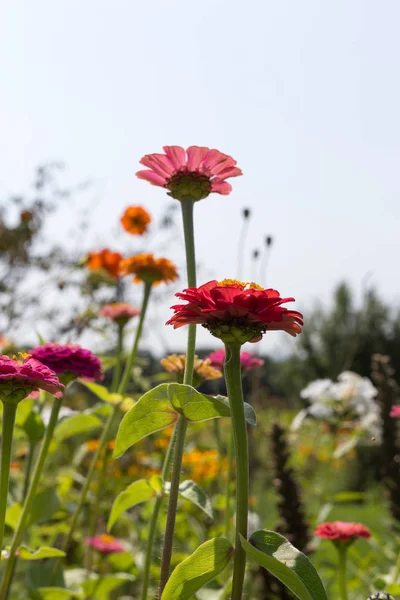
0, 354, 64, 404
29, 343, 103, 383
137, 145, 242, 201
182, 449, 228, 482
85, 534, 124, 555
167, 279, 302, 344
292, 372, 380, 438
206, 348, 264, 373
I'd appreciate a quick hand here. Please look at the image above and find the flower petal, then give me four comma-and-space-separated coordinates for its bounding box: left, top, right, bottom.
140, 154, 175, 178
210, 181, 232, 195
213, 166, 243, 180
136, 170, 167, 187
186, 146, 210, 171
163, 146, 186, 170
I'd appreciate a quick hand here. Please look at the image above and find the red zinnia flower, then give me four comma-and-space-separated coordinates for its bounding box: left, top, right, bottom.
314, 521, 371, 543
167, 279, 303, 344
120, 206, 151, 235
0, 354, 64, 404
206, 348, 264, 373
390, 405, 400, 418
85, 534, 124, 555
29, 343, 103, 383
136, 145, 242, 201
99, 303, 141, 326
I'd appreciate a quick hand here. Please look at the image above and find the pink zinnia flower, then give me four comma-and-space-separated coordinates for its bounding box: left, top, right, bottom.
390, 405, 400, 418
206, 348, 264, 373
99, 303, 141, 326
29, 343, 103, 382
85, 534, 124, 555
314, 521, 371, 543
0, 354, 64, 404
136, 145, 242, 201
167, 279, 303, 344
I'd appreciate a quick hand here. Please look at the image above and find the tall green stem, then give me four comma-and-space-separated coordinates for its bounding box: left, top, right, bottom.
0, 402, 18, 553
224, 431, 235, 539
56, 283, 152, 576
22, 442, 37, 501
119, 283, 152, 396
337, 546, 349, 600
141, 428, 177, 600
1, 396, 63, 600
111, 323, 125, 393
158, 198, 197, 596
224, 343, 249, 600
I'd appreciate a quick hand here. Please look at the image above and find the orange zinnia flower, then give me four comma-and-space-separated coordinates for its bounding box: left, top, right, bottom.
120, 206, 151, 235
120, 253, 178, 286
86, 248, 123, 279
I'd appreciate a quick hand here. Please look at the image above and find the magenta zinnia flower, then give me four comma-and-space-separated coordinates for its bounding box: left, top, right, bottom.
136, 145, 242, 201
29, 343, 103, 382
0, 354, 63, 404
207, 348, 264, 373
99, 303, 141, 326
390, 405, 400, 418
85, 534, 124, 555
314, 521, 371, 543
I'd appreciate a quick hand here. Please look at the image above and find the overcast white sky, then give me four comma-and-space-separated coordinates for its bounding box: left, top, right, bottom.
1, 0, 399, 355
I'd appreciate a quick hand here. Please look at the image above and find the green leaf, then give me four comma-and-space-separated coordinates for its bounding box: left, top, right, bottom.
79, 381, 123, 405
114, 384, 177, 458
240, 530, 328, 600
18, 546, 66, 560
161, 538, 233, 600
54, 413, 102, 443
82, 574, 134, 597
29, 489, 60, 525
164, 480, 213, 520
16, 399, 45, 442
5, 503, 22, 530
38, 589, 75, 600
108, 479, 156, 530
168, 384, 256, 426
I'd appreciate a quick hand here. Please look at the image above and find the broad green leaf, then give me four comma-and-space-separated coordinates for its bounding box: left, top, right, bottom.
54, 413, 102, 443
164, 480, 213, 520
108, 551, 135, 572
240, 530, 327, 600
22, 410, 45, 443
108, 479, 156, 530
114, 384, 177, 458
5, 503, 22, 530
161, 537, 233, 600
168, 384, 257, 426
79, 381, 123, 405
29, 489, 60, 525
82, 573, 135, 597
18, 546, 66, 560
38, 589, 76, 600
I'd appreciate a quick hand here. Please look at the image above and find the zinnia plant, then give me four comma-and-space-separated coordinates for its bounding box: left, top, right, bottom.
314, 521, 371, 600
86, 248, 123, 279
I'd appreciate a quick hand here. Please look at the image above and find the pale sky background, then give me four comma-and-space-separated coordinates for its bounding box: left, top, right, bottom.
1, 1, 399, 355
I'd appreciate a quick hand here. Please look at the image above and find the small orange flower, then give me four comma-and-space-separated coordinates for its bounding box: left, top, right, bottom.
120, 253, 178, 286
120, 206, 151, 235
86, 249, 123, 279
160, 354, 222, 385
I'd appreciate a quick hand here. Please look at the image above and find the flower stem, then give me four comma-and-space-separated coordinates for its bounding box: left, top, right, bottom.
224, 430, 235, 539
158, 198, 197, 596
22, 442, 37, 501
118, 283, 152, 396
111, 323, 125, 393
337, 546, 349, 600
141, 429, 176, 600
0, 395, 63, 600
0, 402, 18, 553
55, 283, 152, 579
224, 343, 249, 600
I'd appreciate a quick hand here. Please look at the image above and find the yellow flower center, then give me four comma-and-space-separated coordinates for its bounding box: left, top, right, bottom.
218, 279, 264, 290
99, 534, 115, 543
